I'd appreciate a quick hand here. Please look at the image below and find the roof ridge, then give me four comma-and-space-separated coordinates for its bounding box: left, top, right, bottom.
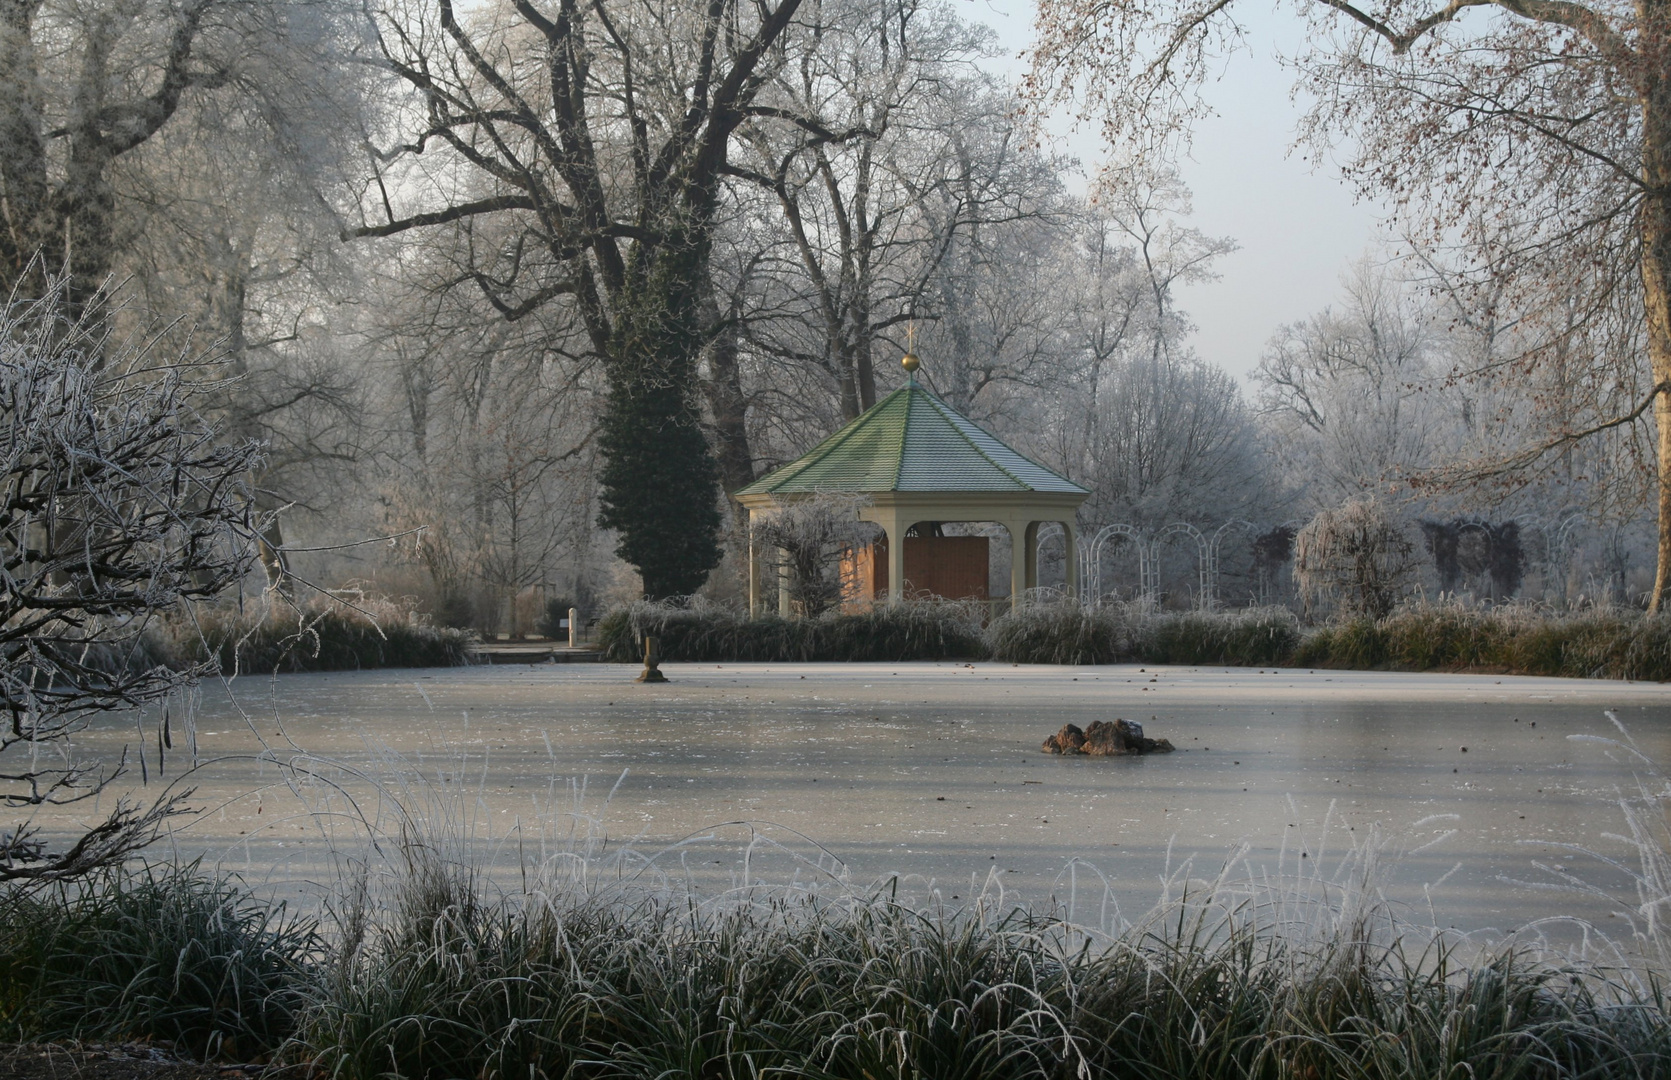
892, 386, 913, 490
916, 387, 1033, 490
761, 386, 908, 492
922, 386, 1085, 492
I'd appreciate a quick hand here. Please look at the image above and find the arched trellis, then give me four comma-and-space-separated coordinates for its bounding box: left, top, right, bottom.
1070, 521, 1259, 607
1549, 511, 1587, 606
1514, 509, 1585, 607
1080, 523, 1148, 603
1207, 520, 1260, 610
1055, 513, 1630, 611
1150, 522, 1209, 609
1034, 521, 1071, 598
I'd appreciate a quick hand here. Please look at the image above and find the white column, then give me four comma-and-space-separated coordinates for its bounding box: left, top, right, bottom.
1024, 521, 1040, 593
747, 516, 761, 617
778, 546, 792, 616
886, 515, 907, 606
1007, 519, 1027, 611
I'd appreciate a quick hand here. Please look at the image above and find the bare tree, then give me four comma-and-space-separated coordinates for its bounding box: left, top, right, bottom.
1027, 0, 1671, 610
111, 57, 372, 588
730, 0, 1040, 422
1255, 262, 1458, 507
0, 281, 262, 880
364, 241, 603, 631
1025, 173, 1264, 532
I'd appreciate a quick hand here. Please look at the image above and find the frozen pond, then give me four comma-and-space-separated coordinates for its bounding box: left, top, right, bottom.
33, 661, 1671, 933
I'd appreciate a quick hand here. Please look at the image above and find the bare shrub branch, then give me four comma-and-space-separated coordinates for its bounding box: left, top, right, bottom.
0, 278, 263, 876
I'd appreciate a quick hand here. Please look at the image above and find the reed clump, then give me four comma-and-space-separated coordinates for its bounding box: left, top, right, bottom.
1294, 605, 1671, 680
0, 862, 318, 1059
984, 599, 1135, 664
1140, 607, 1301, 666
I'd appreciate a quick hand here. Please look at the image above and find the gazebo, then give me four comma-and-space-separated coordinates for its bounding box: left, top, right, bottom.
734, 352, 1089, 614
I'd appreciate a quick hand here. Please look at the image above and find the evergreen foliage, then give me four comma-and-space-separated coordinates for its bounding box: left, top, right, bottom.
597, 239, 724, 600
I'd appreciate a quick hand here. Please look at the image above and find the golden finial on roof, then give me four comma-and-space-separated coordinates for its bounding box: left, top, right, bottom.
902, 321, 920, 374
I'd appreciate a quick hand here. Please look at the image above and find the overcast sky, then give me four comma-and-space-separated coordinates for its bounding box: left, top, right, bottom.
962, 0, 1390, 380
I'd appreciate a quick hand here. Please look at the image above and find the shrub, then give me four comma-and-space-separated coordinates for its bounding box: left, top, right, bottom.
596, 596, 1671, 680
597, 598, 987, 662
1292, 605, 1671, 680
1294, 497, 1420, 619
0, 863, 318, 1058
749, 494, 878, 617
179, 595, 473, 675
987, 601, 1132, 664
1141, 607, 1300, 666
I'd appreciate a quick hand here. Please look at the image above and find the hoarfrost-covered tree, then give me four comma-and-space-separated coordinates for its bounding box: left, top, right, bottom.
1294, 496, 1419, 619
0, 283, 262, 881
1027, 0, 1671, 609
0, 0, 363, 318
1031, 173, 1266, 531
750, 494, 875, 616
728, 0, 1062, 432
1255, 263, 1458, 507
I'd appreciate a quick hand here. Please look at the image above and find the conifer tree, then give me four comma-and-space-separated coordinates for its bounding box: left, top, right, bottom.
596, 241, 722, 598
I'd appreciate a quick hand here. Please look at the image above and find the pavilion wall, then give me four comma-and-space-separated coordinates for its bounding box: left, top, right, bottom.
841, 536, 990, 606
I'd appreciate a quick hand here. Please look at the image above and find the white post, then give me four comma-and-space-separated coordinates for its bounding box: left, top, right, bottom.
1007, 519, 1027, 611
1024, 521, 1040, 594
747, 523, 761, 617
887, 520, 906, 606
568, 607, 579, 648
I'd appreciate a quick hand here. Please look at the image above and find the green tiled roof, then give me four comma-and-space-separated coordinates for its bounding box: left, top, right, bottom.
736, 381, 1088, 496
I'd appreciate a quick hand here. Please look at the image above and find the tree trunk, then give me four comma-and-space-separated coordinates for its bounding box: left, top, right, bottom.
1642, 7, 1671, 612
700, 278, 756, 497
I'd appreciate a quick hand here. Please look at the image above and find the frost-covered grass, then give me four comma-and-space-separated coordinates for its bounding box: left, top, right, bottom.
0, 861, 318, 1058
6, 831, 1670, 1076
298, 865, 1671, 1080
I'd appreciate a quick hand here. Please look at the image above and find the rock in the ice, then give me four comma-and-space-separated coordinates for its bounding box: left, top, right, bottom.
1045, 718, 1174, 756
1042, 723, 1087, 754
